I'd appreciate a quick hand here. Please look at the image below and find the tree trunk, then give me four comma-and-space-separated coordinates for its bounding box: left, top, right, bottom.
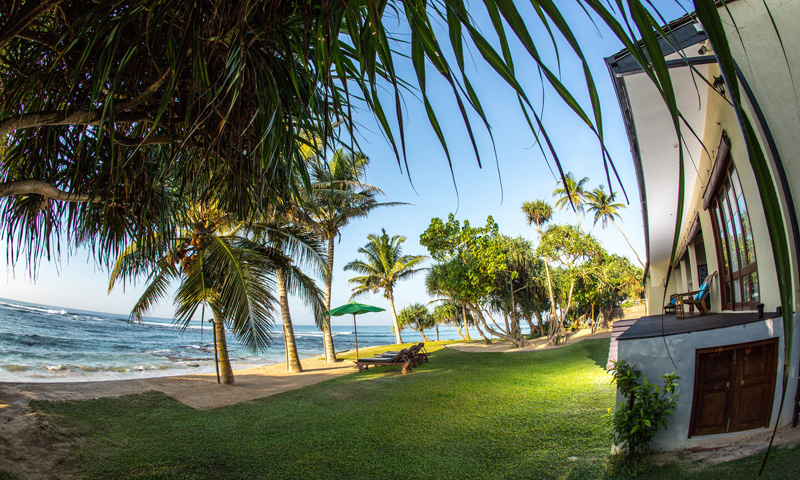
474, 321, 492, 344
548, 279, 575, 345
612, 219, 645, 269
277, 269, 303, 373
508, 279, 523, 344
213, 316, 234, 385
460, 304, 472, 340
543, 259, 557, 339
435, 325, 440, 342
387, 291, 403, 344
322, 236, 337, 363
418, 328, 430, 342
474, 306, 526, 348
455, 320, 466, 340
534, 311, 545, 337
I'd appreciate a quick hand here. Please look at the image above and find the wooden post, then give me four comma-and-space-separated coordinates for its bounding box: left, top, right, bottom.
210, 318, 220, 384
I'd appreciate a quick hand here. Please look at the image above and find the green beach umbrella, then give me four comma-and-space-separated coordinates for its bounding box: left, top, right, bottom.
328, 302, 385, 360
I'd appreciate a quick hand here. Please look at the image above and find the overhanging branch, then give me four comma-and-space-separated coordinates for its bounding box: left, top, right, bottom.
0, 111, 154, 138
0, 179, 100, 203
0, 71, 172, 137
0, 0, 63, 52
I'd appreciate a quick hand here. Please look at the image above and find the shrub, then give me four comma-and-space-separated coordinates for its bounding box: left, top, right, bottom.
605, 360, 679, 460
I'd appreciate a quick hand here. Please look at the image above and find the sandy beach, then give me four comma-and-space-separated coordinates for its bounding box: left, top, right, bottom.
0, 356, 358, 479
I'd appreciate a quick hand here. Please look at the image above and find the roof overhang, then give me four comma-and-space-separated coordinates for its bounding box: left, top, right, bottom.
606, 15, 717, 269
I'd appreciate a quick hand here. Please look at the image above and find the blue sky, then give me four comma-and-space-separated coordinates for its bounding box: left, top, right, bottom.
1, 3, 690, 326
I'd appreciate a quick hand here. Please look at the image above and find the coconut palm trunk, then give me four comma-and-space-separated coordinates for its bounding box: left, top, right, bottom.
611, 219, 645, 268
213, 315, 235, 384
387, 291, 403, 344
277, 269, 303, 373
322, 236, 337, 363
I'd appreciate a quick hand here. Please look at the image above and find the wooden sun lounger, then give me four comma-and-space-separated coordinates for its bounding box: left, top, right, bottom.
375, 343, 428, 366
356, 348, 414, 374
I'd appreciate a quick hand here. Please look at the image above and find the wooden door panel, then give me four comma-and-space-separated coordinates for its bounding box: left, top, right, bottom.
736, 383, 770, 428
691, 350, 734, 436
690, 339, 778, 438
692, 391, 729, 435
740, 346, 768, 377
700, 351, 734, 383
731, 341, 777, 432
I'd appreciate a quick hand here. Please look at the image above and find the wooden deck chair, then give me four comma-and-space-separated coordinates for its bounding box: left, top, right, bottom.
677, 271, 718, 318
663, 295, 679, 314
377, 343, 427, 367
356, 348, 413, 374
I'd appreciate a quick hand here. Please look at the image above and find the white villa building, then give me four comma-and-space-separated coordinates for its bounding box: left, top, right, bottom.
605, 1, 800, 451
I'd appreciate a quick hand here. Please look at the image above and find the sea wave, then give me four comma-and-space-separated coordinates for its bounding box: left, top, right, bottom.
0, 300, 67, 315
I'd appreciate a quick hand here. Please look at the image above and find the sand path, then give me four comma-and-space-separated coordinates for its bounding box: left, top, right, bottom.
445, 328, 611, 353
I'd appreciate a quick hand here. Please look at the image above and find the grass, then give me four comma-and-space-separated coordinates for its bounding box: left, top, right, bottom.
26, 338, 800, 479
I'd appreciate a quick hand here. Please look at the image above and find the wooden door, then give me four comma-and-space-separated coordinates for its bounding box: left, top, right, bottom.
689, 338, 778, 437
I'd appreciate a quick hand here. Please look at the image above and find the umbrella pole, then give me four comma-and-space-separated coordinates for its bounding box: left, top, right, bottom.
353, 313, 359, 360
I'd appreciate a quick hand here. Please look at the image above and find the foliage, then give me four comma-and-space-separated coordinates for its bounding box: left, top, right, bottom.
521, 199, 553, 229
108, 209, 279, 352
553, 172, 591, 215
420, 214, 506, 307
586, 185, 644, 268
397, 303, 436, 340
301, 149, 398, 361
605, 360, 679, 460
576, 252, 643, 328
303, 151, 400, 245
345, 228, 427, 343
538, 224, 601, 273
345, 229, 427, 301
108, 209, 327, 382
0, 0, 635, 269
586, 187, 624, 229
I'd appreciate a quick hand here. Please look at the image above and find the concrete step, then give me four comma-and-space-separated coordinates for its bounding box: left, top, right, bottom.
607, 318, 641, 370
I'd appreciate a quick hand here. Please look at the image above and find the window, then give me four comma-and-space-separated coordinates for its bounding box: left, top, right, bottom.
710, 162, 759, 310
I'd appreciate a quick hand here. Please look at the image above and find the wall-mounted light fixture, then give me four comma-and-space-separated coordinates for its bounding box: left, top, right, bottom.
713, 76, 726, 97
698, 44, 708, 55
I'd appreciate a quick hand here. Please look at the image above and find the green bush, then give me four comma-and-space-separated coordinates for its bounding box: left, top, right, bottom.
605, 360, 679, 460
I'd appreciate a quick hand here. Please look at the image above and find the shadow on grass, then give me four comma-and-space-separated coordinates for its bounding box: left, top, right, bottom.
586, 338, 611, 370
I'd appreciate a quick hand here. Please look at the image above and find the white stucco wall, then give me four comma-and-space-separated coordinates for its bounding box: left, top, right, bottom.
719, 0, 800, 308
616, 313, 800, 452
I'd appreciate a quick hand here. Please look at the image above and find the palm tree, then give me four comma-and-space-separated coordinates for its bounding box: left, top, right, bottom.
251, 223, 327, 374
552, 172, 591, 228
521, 199, 557, 335
344, 229, 428, 344
302, 149, 401, 362
432, 302, 465, 340
108, 208, 281, 385
397, 303, 434, 342
586, 186, 645, 269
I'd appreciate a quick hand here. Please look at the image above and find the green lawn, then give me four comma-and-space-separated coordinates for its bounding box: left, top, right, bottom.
26, 339, 800, 479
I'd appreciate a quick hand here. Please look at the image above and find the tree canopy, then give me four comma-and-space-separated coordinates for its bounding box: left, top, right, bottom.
1, 1, 716, 270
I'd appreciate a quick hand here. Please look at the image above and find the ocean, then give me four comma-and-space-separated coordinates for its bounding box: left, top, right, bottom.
0, 298, 478, 383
